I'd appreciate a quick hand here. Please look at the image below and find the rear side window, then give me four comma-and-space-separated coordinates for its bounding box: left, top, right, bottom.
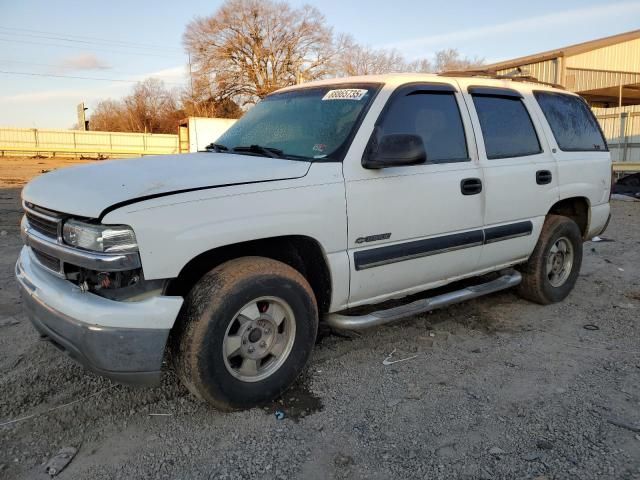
534, 92, 607, 152
378, 90, 469, 163
472, 95, 542, 159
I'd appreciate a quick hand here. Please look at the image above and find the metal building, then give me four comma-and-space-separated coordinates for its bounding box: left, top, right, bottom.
483, 30, 640, 167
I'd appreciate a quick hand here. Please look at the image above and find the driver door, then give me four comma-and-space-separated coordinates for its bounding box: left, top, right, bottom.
343, 81, 485, 307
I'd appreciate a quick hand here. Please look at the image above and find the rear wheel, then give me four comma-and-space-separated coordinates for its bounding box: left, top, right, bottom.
518, 215, 583, 304
172, 256, 318, 410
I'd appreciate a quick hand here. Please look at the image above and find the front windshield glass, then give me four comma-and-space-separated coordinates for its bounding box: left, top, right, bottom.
216, 84, 379, 160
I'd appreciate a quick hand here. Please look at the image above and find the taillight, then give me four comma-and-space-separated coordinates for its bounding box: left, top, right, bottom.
610, 164, 614, 200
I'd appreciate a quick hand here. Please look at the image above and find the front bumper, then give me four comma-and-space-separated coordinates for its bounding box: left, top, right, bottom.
15, 247, 183, 385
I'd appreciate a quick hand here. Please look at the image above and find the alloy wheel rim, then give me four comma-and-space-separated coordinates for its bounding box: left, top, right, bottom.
546, 236, 574, 287
222, 296, 296, 382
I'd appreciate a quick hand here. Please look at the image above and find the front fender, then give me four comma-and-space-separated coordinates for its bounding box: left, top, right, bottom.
102, 164, 347, 280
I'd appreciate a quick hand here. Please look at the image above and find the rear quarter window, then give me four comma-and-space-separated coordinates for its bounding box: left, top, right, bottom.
534, 92, 607, 152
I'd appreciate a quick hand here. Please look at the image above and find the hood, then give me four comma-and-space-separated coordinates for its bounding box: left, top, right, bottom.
22, 152, 311, 218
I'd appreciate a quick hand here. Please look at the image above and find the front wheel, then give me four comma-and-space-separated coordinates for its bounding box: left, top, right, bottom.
172, 257, 318, 410
518, 214, 583, 305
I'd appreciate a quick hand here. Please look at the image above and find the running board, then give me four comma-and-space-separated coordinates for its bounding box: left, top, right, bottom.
325, 270, 522, 331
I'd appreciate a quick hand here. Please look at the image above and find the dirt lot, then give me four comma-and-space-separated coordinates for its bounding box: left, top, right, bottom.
1, 157, 639, 480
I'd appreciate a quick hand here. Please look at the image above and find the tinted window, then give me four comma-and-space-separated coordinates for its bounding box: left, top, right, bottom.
534, 92, 606, 151
472, 95, 542, 159
377, 91, 468, 163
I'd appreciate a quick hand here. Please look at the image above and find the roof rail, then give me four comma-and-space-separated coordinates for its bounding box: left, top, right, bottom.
439, 69, 565, 90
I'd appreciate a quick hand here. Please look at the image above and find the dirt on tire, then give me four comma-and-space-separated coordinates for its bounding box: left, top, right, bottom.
172, 256, 318, 411
518, 214, 584, 304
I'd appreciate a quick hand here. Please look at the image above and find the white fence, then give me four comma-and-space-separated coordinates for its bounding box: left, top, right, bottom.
0, 127, 179, 157
594, 105, 640, 165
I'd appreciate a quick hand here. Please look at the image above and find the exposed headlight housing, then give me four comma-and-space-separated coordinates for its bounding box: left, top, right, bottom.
62, 219, 138, 253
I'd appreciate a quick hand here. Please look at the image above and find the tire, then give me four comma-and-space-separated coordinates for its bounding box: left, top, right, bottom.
172, 256, 318, 410
518, 214, 583, 305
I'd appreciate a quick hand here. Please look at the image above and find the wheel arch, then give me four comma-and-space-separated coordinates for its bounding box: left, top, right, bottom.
547, 196, 591, 239
164, 235, 333, 314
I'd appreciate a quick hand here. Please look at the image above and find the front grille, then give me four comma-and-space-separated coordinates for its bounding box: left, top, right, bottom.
24, 203, 63, 240
25, 210, 59, 239
32, 248, 62, 273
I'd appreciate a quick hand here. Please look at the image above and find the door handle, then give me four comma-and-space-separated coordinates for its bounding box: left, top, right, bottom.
536, 170, 552, 185
460, 178, 482, 195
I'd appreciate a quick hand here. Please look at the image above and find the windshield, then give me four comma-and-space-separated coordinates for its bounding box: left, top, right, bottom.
215, 84, 380, 161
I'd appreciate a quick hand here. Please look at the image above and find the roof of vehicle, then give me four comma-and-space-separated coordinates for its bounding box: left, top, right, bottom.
277, 72, 572, 96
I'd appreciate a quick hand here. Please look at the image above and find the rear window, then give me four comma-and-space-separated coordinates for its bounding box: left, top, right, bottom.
472, 95, 542, 159
534, 92, 607, 152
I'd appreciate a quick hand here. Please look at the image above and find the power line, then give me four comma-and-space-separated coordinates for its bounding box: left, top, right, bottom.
0, 37, 183, 59
1, 30, 169, 51
0, 59, 60, 68
0, 26, 182, 52
0, 70, 184, 85
0, 59, 172, 78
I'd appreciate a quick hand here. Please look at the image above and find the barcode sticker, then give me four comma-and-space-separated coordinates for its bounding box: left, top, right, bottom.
322, 89, 368, 101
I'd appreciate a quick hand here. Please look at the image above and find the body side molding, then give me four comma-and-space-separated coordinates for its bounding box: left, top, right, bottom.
354, 221, 533, 270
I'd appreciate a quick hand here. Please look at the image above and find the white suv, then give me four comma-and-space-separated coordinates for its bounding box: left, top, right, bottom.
16, 73, 611, 409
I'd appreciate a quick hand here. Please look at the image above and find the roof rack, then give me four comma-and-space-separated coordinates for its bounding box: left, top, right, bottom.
439, 69, 565, 90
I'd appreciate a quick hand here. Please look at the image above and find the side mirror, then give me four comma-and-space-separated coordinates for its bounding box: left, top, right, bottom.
363, 134, 427, 169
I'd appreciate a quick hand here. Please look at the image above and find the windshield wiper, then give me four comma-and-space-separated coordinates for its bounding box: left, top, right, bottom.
204, 143, 229, 152
232, 145, 284, 158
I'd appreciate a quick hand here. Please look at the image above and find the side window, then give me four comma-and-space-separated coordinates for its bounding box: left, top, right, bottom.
377, 90, 469, 163
534, 91, 607, 152
472, 94, 542, 159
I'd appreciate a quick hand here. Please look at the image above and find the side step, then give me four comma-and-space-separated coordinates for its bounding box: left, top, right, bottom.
325, 270, 522, 331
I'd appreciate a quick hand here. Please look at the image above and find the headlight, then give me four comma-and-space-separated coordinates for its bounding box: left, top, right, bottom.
62, 219, 138, 253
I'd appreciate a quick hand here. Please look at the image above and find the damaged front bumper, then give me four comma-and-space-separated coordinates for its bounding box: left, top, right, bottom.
15, 247, 183, 386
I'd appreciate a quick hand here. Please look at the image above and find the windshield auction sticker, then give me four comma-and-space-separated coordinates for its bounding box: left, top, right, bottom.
322, 89, 368, 101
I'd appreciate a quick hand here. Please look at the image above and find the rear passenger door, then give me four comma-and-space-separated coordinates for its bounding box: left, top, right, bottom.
461, 84, 559, 270
344, 82, 484, 307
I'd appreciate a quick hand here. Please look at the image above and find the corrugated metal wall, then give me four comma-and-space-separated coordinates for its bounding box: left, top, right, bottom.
566, 38, 640, 72
566, 68, 640, 92
497, 59, 558, 84
0, 128, 179, 157
594, 106, 640, 163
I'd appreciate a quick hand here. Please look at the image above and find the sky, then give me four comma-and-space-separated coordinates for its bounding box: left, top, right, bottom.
0, 0, 639, 129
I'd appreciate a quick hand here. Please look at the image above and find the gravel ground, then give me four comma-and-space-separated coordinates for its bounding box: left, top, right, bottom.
1, 159, 639, 480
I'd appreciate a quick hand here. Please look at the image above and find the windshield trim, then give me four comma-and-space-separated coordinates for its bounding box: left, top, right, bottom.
258, 82, 384, 163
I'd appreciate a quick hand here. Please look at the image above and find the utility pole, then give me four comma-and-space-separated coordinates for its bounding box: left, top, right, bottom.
618, 74, 624, 163
188, 53, 196, 104
77, 103, 89, 131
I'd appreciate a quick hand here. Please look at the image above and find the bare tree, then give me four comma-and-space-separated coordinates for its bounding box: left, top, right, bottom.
403, 57, 433, 73
89, 99, 128, 132
89, 79, 185, 134
334, 34, 408, 76
183, 0, 335, 105
433, 48, 485, 72
121, 78, 183, 133
182, 0, 483, 107
89, 1, 486, 133
181, 74, 243, 118
332, 38, 485, 76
